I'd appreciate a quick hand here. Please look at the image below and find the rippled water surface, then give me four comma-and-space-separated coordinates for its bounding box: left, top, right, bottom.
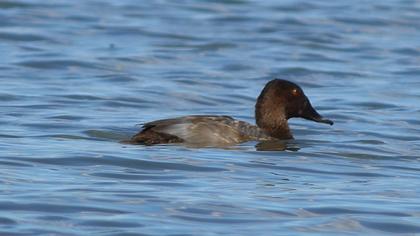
1, 0, 420, 235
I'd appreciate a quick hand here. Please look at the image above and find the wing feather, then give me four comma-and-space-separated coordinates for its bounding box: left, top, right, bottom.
143, 115, 248, 146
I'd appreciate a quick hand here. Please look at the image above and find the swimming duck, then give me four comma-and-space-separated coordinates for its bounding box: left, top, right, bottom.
129, 79, 333, 146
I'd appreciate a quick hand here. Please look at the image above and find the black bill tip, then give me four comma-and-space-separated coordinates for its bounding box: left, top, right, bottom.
317, 118, 334, 126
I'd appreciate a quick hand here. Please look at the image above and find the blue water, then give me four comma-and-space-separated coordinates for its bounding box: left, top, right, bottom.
1, 0, 420, 235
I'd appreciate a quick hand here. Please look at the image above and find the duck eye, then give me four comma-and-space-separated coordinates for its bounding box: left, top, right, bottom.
291, 88, 299, 96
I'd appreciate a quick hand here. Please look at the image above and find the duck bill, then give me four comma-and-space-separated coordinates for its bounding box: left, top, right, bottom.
301, 100, 333, 125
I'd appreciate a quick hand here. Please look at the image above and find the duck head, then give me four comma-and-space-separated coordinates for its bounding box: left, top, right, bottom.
255, 79, 333, 139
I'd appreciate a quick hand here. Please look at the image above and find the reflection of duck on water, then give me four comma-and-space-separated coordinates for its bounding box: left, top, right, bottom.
127, 79, 333, 147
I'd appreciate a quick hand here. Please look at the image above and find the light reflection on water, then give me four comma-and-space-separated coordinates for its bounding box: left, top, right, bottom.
1, 0, 420, 235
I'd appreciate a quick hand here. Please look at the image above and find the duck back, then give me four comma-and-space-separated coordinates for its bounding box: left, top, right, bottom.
129, 115, 271, 146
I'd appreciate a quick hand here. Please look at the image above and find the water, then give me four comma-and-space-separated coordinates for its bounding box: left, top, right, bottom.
1, 0, 420, 235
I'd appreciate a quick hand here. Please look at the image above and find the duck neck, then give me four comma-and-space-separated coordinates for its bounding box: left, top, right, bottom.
255, 105, 293, 140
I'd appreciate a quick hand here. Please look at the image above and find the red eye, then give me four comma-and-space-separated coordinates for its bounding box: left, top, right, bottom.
291, 88, 299, 96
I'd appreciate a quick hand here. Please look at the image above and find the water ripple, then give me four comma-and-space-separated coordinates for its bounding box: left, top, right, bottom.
0, 32, 52, 42
17, 60, 104, 70
0, 201, 128, 214
17, 155, 226, 172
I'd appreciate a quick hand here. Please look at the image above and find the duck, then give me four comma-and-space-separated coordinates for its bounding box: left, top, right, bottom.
128, 79, 333, 147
